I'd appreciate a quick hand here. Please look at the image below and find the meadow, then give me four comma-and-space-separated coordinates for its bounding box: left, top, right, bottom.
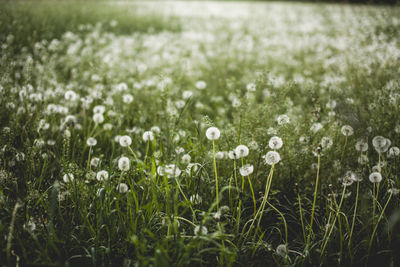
1, 0, 400, 266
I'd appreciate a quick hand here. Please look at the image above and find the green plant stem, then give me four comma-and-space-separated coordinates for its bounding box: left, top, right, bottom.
348, 181, 360, 254
266, 200, 288, 244
306, 154, 320, 251
248, 176, 256, 217
213, 140, 219, 212
244, 164, 274, 240
368, 192, 393, 253
297, 191, 306, 243
320, 184, 347, 258
6, 202, 21, 265
144, 141, 150, 164
372, 183, 376, 229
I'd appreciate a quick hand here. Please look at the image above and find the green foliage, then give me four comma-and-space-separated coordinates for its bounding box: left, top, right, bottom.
0, 1, 400, 266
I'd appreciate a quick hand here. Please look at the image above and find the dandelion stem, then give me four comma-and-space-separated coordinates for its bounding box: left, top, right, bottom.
306, 154, 320, 251
6, 202, 21, 266
244, 164, 274, 240
266, 200, 288, 244
254, 165, 274, 235
321, 196, 334, 247
128, 146, 138, 161
144, 141, 150, 165
212, 140, 219, 212
248, 176, 256, 217
174, 176, 195, 216
348, 181, 360, 253
368, 192, 393, 253
320, 184, 347, 258
372, 183, 376, 229
86, 147, 92, 171
297, 190, 306, 243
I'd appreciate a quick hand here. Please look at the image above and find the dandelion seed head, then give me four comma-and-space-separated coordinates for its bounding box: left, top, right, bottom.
91, 157, 100, 167
369, 172, 382, 183
206, 127, 220, 141
142, 131, 154, 141
341, 125, 354, 136
195, 80, 206, 90
239, 164, 254, 176
123, 94, 133, 104
194, 225, 208, 235
321, 137, 333, 149
93, 105, 105, 114
235, 145, 249, 158
63, 173, 74, 183
269, 136, 283, 150
119, 135, 132, 147
96, 170, 109, 181
118, 156, 130, 171
310, 122, 323, 133
264, 151, 281, 165
372, 136, 391, 153
93, 113, 104, 124
277, 114, 290, 125
358, 154, 369, 165
388, 188, 400, 195
181, 154, 191, 164
182, 90, 193, 99
355, 140, 368, 152
249, 140, 259, 150
246, 83, 256, 92
151, 126, 161, 134
64, 90, 78, 101
116, 183, 129, 193
388, 146, 400, 157
232, 98, 241, 108
276, 244, 287, 257
215, 151, 225, 160
103, 123, 113, 131
87, 137, 97, 147
341, 171, 356, 186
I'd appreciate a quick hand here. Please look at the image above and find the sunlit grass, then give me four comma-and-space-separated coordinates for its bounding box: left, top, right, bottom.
1, 1, 400, 266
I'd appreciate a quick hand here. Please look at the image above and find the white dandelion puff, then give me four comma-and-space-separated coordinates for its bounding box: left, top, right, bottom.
276, 244, 287, 257
119, 135, 132, 147
93, 113, 104, 124
264, 151, 281, 165
355, 140, 368, 152
194, 225, 208, 235
341, 125, 354, 136
269, 136, 283, 150
118, 156, 130, 171
123, 94, 133, 104
206, 127, 220, 141
239, 164, 254, 176
142, 131, 154, 141
96, 170, 109, 181
276, 114, 290, 125
235, 145, 249, 158
195, 80, 206, 90
181, 154, 191, 164
369, 172, 382, 183
86, 137, 97, 147
116, 183, 129, 193
63, 173, 74, 183
372, 136, 391, 153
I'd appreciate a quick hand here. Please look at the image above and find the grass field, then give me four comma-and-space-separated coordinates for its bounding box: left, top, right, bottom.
1, 1, 400, 266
